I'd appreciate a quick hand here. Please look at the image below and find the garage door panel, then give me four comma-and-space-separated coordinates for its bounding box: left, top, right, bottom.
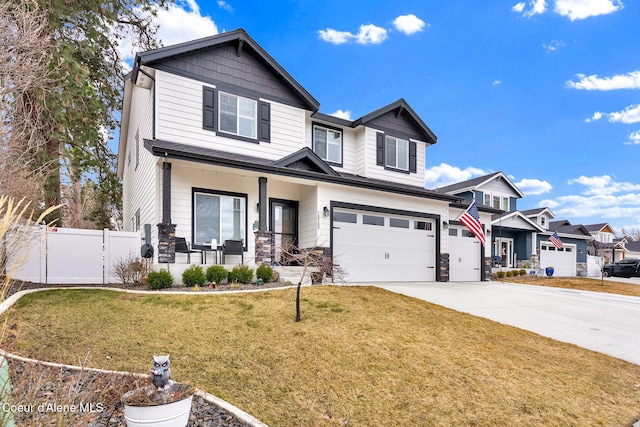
449, 227, 481, 281
539, 244, 576, 277
333, 210, 435, 282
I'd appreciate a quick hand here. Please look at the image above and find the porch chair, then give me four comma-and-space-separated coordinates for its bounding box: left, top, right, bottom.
222, 239, 244, 264
175, 237, 202, 264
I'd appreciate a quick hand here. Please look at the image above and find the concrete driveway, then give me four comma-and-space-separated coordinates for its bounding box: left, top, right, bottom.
373, 281, 640, 365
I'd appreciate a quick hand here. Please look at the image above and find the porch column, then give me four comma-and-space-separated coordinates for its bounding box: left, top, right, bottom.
157, 161, 175, 263
162, 161, 172, 224
258, 177, 267, 232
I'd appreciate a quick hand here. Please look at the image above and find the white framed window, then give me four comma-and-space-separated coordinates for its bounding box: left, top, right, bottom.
385, 136, 409, 170
483, 193, 491, 206
194, 191, 246, 246
313, 124, 342, 164
219, 92, 257, 139
502, 197, 509, 211
492, 195, 500, 209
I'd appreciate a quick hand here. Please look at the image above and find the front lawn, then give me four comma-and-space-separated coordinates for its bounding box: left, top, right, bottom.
499, 275, 640, 297
3, 286, 640, 426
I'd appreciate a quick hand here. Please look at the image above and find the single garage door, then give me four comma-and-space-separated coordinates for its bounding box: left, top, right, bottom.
332, 209, 436, 282
539, 243, 576, 277
448, 226, 482, 281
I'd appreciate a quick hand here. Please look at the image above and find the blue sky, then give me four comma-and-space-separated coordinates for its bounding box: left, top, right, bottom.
120, 0, 639, 233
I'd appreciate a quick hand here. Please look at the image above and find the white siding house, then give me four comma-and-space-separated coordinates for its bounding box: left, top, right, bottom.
118, 29, 493, 282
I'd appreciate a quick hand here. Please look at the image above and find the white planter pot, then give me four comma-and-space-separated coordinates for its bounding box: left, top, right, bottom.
122, 388, 193, 427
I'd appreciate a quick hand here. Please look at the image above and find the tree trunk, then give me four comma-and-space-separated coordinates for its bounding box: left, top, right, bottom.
295, 281, 301, 322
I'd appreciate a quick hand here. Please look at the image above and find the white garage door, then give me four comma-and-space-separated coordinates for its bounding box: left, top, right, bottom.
333, 209, 436, 282
539, 243, 576, 277
448, 226, 482, 281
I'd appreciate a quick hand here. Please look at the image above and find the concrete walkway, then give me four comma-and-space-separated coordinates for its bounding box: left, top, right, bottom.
371, 281, 640, 365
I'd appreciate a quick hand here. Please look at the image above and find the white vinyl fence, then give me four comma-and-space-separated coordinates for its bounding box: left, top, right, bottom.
7, 226, 140, 284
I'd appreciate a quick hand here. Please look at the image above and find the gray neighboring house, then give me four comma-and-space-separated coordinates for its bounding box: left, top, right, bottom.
436, 173, 594, 277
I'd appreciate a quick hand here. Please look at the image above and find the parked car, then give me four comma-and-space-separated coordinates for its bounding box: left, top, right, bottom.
601, 258, 640, 278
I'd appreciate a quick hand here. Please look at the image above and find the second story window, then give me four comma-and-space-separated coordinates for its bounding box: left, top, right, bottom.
203, 86, 271, 143
313, 124, 342, 164
219, 92, 257, 139
385, 136, 409, 171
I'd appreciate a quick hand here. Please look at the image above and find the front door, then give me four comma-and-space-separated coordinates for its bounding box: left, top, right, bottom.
270, 199, 298, 264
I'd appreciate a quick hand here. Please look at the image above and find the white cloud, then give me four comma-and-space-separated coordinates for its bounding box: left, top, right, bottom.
539, 193, 640, 221
513, 0, 548, 17
625, 130, 640, 145
355, 24, 388, 44
425, 163, 487, 189
568, 175, 640, 195
492, 80, 502, 86
393, 14, 427, 35
567, 71, 640, 90
512, 2, 526, 13
318, 28, 353, 45
330, 109, 352, 120
515, 178, 553, 195
586, 104, 640, 124
319, 25, 389, 45
217, 0, 233, 12
554, 0, 623, 21
319, 14, 426, 45
154, 0, 219, 47
543, 39, 566, 52
513, 0, 623, 20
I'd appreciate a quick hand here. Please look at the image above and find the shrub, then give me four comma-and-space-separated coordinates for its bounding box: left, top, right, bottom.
255, 263, 274, 283
182, 265, 206, 287
206, 265, 228, 284
228, 264, 254, 284
147, 269, 174, 289
519, 269, 527, 276
506, 271, 514, 277
497, 271, 506, 278
110, 252, 151, 285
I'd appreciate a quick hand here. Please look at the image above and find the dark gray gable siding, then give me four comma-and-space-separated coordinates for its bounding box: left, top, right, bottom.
366, 109, 428, 142
156, 44, 309, 109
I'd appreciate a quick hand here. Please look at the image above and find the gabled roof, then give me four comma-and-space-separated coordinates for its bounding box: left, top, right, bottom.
583, 223, 616, 234
548, 220, 592, 237
434, 171, 525, 198
354, 99, 437, 144
625, 240, 640, 253
132, 28, 320, 111
273, 147, 339, 176
491, 211, 545, 232
521, 207, 555, 219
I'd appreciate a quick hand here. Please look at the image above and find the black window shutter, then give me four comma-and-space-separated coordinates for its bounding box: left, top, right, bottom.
376, 133, 384, 166
259, 101, 270, 142
409, 141, 417, 173
203, 87, 215, 130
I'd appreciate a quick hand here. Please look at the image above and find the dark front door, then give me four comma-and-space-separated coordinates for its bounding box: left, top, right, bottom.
270, 199, 298, 264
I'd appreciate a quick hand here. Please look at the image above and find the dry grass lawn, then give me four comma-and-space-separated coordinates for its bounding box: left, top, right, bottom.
498, 275, 640, 297
3, 286, 640, 426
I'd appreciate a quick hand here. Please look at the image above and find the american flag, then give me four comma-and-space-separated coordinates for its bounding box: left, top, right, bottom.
457, 201, 485, 247
549, 231, 563, 249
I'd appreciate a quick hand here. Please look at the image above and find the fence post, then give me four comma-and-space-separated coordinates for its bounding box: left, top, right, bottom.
103, 229, 110, 285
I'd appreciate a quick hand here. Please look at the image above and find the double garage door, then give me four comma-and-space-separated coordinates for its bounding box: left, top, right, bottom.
332, 209, 436, 282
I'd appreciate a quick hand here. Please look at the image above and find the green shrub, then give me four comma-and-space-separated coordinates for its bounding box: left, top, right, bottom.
497, 271, 506, 278
147, 269, 174, 290
182, 265, 206, 287
519, 269, 527, 276
255, 263, 274, 283
228, 264, 254, 284
206, 265, 228, 284
506, 271, 514, 277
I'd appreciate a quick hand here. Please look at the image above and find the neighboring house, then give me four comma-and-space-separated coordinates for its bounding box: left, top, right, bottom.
435, 172, 594, 277
625, 240, 640, 259
543, 220, 591, 277
584, 223, 624, 262
436, 172, 535, 271
117, 29, 496, 283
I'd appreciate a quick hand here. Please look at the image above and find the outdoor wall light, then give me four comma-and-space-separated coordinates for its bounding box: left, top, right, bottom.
442, 221, 449, 229
323, 206, 330, 217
